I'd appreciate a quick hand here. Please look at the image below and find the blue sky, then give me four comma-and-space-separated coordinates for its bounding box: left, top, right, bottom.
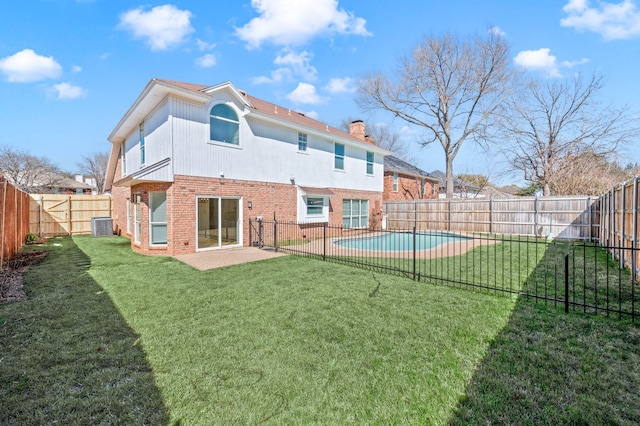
1, 0, 639, 184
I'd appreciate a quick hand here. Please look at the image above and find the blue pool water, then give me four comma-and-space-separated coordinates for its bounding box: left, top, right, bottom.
334, 231, 470, 251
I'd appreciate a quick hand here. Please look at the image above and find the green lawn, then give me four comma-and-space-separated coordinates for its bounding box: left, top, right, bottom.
2, 235, 639, 425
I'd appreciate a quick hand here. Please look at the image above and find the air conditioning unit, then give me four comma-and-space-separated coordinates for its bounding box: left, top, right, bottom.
91, 216, 113, 237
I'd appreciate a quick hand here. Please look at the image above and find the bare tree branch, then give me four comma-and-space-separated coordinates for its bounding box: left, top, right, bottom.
0, 146, 62, 193
77, 151, 109, 194
358, 32, 515, 197
498, 74, 639, 196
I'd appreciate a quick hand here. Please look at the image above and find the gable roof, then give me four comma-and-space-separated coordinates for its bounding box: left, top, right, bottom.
384, 156, 437, 181
429, 170, 481, 191
111, 78, 379, 149
105, 78, 391, 191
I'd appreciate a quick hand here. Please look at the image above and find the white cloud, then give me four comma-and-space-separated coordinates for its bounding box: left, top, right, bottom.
195, 53, 216, 68
324, 77, 355, 94
561, 0, 640, 39
72, 65, 82, 73
560, 57, 590, 67
196, 39, 216, 51
304, 110, 320, 120
235, 0, 371, 49
52, 82, 86, 100
100, 53, 110, 60
514, 48, 561, 77
118, 4, 194, 50
252, 68, 292, 84
514, 48, 590, 78
488, 26, 507, 36
0, 49, 62, 82
274, 49, 317, 81
286, 82, 327, 104
252, 49, 317, 84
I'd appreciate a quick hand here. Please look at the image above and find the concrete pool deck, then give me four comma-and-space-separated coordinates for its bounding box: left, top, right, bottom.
174, 246, 287, 270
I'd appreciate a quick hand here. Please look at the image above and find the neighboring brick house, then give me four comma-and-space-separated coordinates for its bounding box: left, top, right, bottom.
383, 156, 439, 200
429, 170, 481, 198
104, 79, 390, 255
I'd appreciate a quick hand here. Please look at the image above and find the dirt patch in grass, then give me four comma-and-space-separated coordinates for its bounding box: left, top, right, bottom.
0, 250, 47, 303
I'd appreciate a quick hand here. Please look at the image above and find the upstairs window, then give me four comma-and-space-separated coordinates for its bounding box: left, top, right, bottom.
366, 151, 374, 175
121, 144, 127, 176
393, 173, 398, 192
334, 143, 345, 170
210, 104, 239, 145
298, 132, 307, 151
139, 122, 145, 166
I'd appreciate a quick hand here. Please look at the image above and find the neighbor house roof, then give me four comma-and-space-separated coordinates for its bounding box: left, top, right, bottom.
384, 156, 438, 181
429, 170, 481, 191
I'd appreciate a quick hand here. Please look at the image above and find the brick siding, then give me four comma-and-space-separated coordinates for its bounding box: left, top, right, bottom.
383, 172, 438, 201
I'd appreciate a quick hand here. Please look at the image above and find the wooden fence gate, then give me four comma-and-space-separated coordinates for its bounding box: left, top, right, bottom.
29, 194, 113, 236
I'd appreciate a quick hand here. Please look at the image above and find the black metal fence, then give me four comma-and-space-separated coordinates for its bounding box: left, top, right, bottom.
249, 218, 639, 322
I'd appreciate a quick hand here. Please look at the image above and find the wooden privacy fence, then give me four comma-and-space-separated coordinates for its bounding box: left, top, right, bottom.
0, 177, 30, 269
599, 176, 639, 281
29, 194, 113, 237
384, 196, 599, 241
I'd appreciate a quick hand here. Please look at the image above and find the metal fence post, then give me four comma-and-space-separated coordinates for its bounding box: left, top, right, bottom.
564, 241, 570, 313
274, 219, 278, 252
413, 226, 417, 281
323, 222, 327, 261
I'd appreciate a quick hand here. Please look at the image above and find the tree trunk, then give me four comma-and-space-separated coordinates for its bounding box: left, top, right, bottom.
446, 156, 454, 198
543, 182, 551, 197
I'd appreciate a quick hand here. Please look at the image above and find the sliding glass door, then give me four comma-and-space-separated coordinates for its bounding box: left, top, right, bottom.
197, 197, 240, 250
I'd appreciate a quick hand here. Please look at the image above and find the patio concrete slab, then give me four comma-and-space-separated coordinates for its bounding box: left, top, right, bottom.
174, 247, 287, 271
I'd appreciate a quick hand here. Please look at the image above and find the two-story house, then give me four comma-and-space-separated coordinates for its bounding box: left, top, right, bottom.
104, 79, 390, 255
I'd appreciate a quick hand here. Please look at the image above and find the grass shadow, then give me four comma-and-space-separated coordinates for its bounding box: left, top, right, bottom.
0, 237, 170, 424
448, 241, 640, 425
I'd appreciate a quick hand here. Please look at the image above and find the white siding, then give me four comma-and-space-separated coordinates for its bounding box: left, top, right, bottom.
122, 98, 171, 178
157, 88, 383, 192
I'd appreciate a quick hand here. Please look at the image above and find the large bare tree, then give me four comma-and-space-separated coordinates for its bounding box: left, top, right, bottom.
357, 32, 514, 198
0, 145, 62, 193
77, 151, 109, 194
498, 74, 637, 196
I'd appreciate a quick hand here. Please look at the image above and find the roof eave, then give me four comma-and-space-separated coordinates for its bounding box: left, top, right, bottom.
247, 109, 391, 156
108, 78, 211, 143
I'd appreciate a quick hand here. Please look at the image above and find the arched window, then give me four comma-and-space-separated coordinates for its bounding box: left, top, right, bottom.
210, 104, 239, 145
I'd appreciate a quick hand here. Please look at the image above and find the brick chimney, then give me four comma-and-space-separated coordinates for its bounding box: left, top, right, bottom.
349, 120, 365, 141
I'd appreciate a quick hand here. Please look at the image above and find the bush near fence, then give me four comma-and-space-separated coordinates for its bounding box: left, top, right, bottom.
0, 177, 30, 269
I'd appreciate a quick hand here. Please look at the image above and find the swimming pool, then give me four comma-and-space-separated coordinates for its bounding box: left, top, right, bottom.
334, 231, 470, 252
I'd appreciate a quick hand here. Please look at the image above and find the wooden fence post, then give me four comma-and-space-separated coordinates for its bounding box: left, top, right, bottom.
1, 179, 6, 269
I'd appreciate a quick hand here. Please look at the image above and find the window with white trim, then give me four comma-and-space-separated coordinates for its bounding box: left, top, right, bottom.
121, 144, 127, 176
366, 151, 374, 175
149, 192, 167, 245
298, 132, 307, 151
134, 194, 141, 244
139, 122, 145, 166
306, 197, 324, 216
126, 198, 131, 233
210, 104, 239, 145
393, 173, 398, 192
334, 143, 345, 170
343, 199, 369, 229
